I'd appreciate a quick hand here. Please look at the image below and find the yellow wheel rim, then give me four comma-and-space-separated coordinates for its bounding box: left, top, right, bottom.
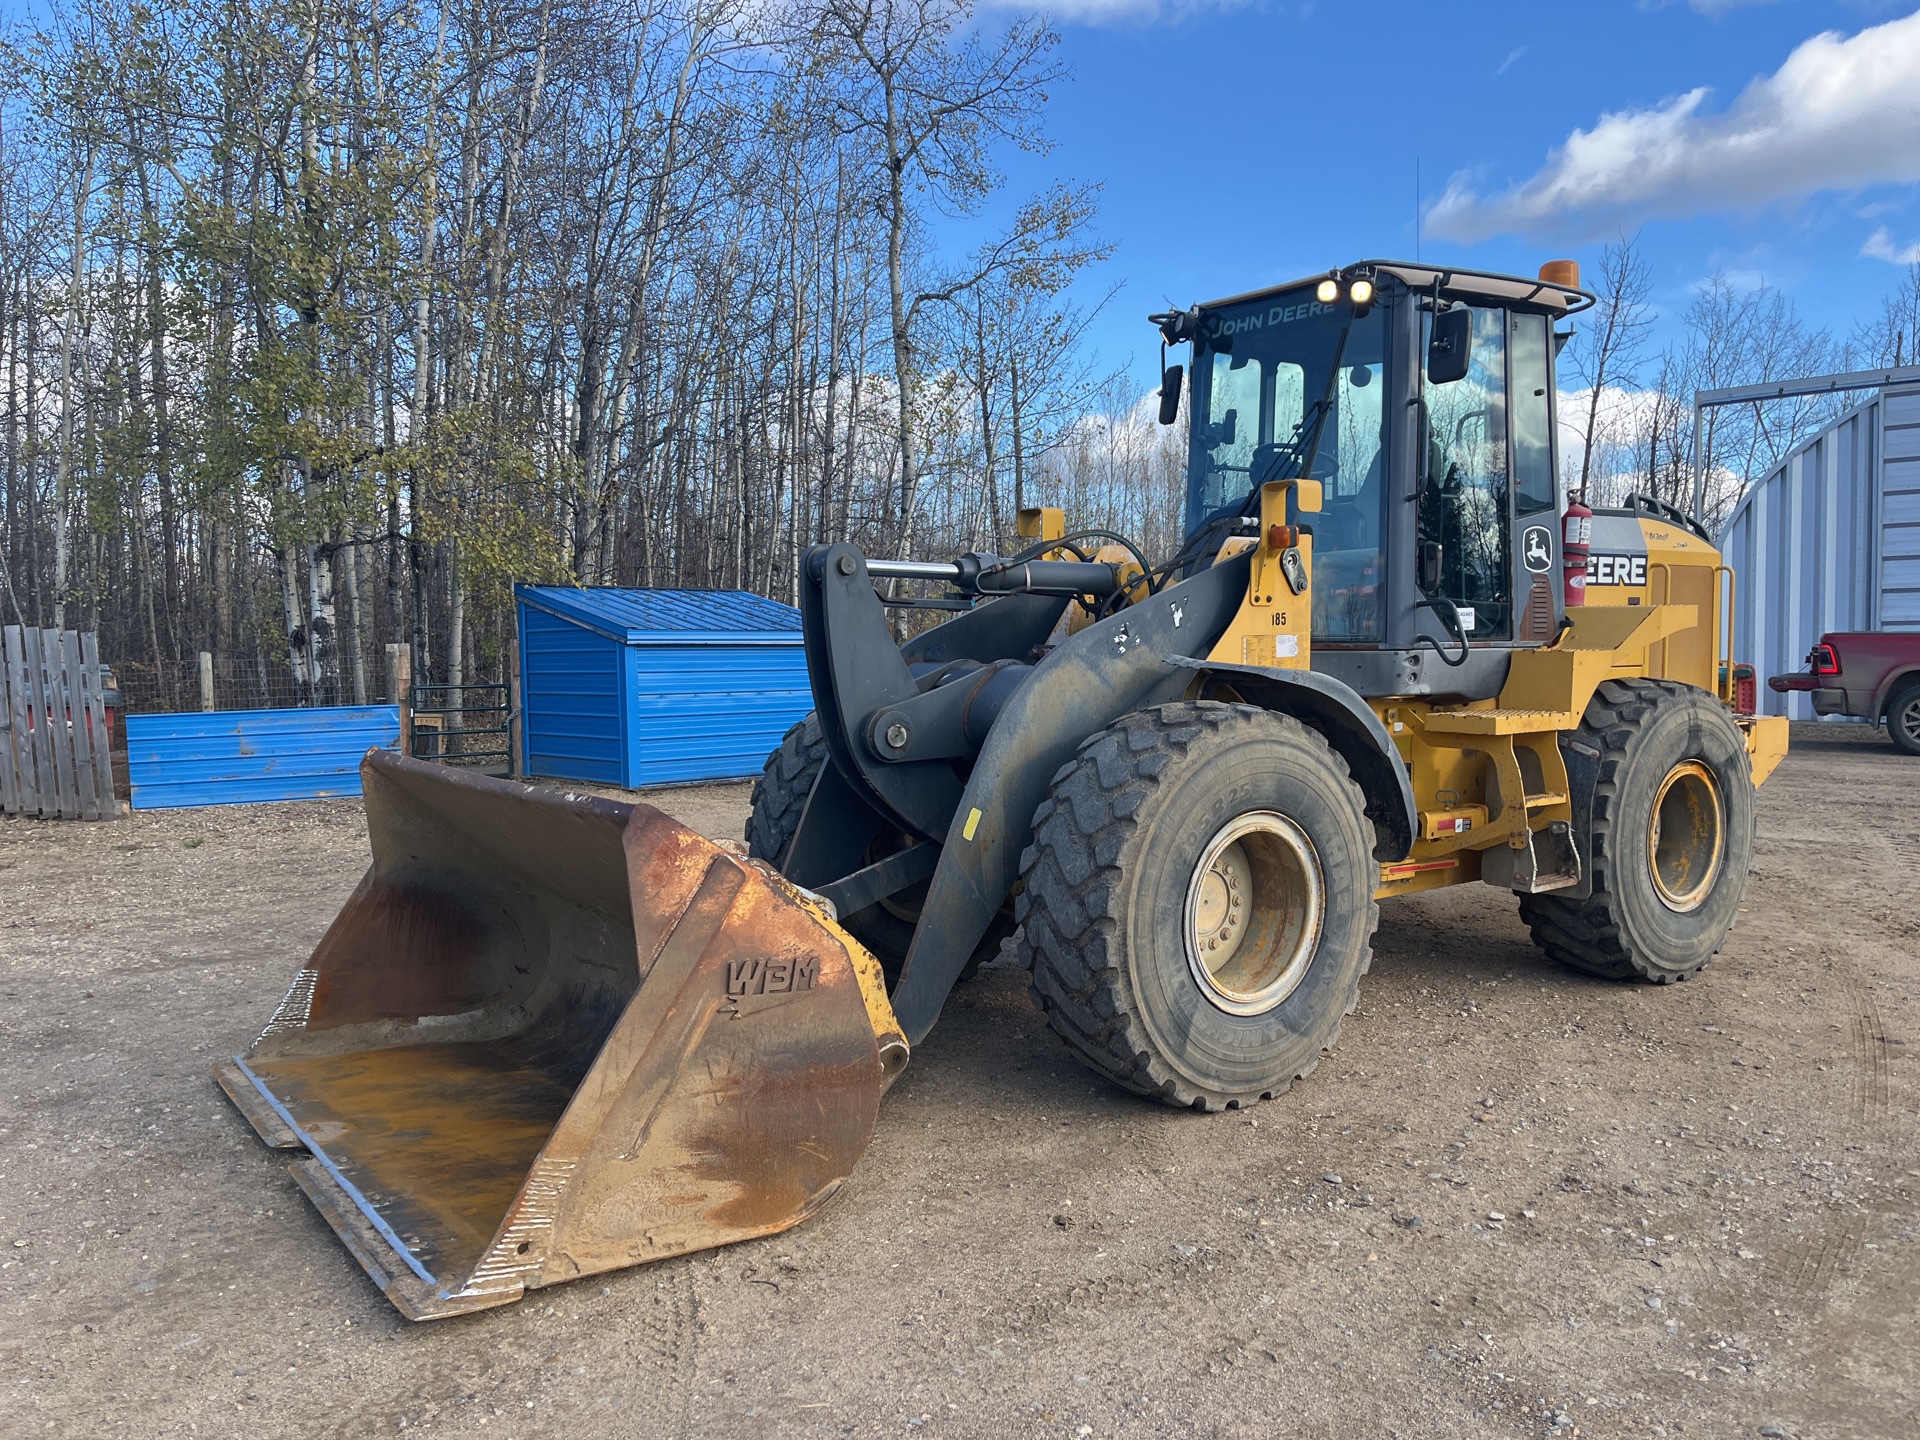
1648, 759, 1724, 913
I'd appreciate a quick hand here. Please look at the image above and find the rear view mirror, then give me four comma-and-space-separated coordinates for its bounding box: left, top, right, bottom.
1427, 306, 1472, 385
1417, 540, 1444, 594
1158, 364, 1183, 426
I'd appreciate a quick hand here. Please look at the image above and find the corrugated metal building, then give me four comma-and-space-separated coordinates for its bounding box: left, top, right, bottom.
1718, 380, 1920, 717
516, 586, 811, 787
125, 705, 401, 809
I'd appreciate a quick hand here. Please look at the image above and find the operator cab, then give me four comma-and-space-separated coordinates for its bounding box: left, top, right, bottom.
1161, 261, 1592, 700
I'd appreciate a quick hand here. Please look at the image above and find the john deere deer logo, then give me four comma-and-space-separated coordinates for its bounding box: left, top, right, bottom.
1523, 526, 1553, 573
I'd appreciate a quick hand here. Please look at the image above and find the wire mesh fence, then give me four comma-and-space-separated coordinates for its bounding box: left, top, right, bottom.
108, 649, 521, 784
114, 651, 417, 715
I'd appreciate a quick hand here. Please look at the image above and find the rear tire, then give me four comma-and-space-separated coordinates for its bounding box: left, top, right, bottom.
745, 715, 1010, 980
1520, 680, 1755, 983
1015, 702, 1378, 1111
1885, 679, 1920, 756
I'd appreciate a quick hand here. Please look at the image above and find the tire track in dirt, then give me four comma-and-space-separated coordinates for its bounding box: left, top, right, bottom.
633, 1259, 700, 1424
312, 1261, 700, 1437
1767, 952, 1891, 1302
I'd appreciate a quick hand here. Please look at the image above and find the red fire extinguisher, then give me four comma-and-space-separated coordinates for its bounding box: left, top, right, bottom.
1563, 497, 1593, 608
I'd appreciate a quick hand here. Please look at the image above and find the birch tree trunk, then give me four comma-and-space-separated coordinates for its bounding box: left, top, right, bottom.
50, 149, 93, 629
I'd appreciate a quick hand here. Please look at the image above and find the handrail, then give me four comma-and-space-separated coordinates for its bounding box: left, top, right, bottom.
1716, 564, 1736, 706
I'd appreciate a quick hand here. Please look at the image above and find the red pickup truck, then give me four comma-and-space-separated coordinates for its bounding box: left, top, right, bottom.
1770, 631, 1920, 755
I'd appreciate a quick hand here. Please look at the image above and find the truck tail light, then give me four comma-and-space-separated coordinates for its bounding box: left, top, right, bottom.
1811, 642, 1839, 676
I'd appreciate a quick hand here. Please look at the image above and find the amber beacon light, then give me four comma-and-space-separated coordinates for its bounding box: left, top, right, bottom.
1538, 259, 1581, 290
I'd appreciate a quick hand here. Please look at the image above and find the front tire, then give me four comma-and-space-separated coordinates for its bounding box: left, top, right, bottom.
1015, 702, 1379, 1111
1885, 679, 1920, 756
1520, 680, 1756, 982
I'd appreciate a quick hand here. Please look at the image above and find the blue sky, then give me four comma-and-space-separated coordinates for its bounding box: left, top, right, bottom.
984, 0, 1920, 388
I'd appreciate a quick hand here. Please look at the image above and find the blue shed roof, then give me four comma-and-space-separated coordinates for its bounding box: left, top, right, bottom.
515, 585, 802, 644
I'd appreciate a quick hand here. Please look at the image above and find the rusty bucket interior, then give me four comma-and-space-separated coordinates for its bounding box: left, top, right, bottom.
216, 751, 905, 1320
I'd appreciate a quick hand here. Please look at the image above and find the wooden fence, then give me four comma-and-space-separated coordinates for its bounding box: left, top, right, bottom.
1, 626, 118, 821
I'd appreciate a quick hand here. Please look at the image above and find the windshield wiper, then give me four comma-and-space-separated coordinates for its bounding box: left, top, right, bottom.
1249, 396, 1331, 491
1242, 316, 1355, 510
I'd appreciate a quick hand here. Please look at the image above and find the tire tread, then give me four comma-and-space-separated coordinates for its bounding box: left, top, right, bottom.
745, 714, 827, 864
1519, 678, 1742, 984
1016, 702, 1377, 1112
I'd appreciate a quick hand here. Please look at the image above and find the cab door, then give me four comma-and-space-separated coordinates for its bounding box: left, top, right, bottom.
1419, 304, 1514, 641
1506, 310, 1563, 643
1417, 303, 1564, 648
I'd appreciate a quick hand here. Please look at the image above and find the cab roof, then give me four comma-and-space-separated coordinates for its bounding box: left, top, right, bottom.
1202, 260, 1595, 317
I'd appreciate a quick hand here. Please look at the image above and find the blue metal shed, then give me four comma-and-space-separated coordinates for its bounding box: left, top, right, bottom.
515, 585, 812, 787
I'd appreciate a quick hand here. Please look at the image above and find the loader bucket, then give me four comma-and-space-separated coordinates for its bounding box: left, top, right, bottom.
215, 750, 907, 1321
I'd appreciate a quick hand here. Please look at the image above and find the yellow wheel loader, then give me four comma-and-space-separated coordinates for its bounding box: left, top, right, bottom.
219, 260, 1788, 1319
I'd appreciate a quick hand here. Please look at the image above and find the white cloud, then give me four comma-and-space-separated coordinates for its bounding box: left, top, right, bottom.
1427, 8, 1920, 243
1496, 46, 1526, 76
1688, 267, 1768, 294
1863, 225, 1920, 265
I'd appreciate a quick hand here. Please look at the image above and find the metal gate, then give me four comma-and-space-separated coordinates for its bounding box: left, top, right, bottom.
2, 626, 118, 820
409, 683, 511, 775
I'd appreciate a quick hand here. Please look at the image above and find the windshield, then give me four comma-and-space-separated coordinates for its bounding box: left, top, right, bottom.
1184, 286, 1388, 641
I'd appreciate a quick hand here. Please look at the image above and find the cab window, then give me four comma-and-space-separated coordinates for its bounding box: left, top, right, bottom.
1420, 305, 1510, 640
1312, 352, 1386, 642
1509, 312, 1556, 516
1186, 295, 1387, 642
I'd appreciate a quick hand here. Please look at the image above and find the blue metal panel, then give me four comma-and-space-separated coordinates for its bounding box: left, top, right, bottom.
627, 643, 812, 786
516, 598, 531, 777
1717, 385, 1920, 716
125, 706, 400, 809
1883, 389, 1920, 627
520, 604, 625, 783
515, 584, 801, 643
619, 635, 640, 789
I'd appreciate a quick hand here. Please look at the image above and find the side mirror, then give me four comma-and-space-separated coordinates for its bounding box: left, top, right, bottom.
1427, 306, 1472, 385
1417, 540, 1444, 594
1158, 364, 1183, 426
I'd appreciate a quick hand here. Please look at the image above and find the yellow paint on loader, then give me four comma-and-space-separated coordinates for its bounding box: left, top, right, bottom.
1206, 479, 1319, 672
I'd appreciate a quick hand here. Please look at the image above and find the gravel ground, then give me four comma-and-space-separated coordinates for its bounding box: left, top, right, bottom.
0, 723, 1913, 1439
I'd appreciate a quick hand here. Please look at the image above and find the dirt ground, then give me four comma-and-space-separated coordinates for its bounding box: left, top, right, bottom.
1, 723, 1913, 1439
